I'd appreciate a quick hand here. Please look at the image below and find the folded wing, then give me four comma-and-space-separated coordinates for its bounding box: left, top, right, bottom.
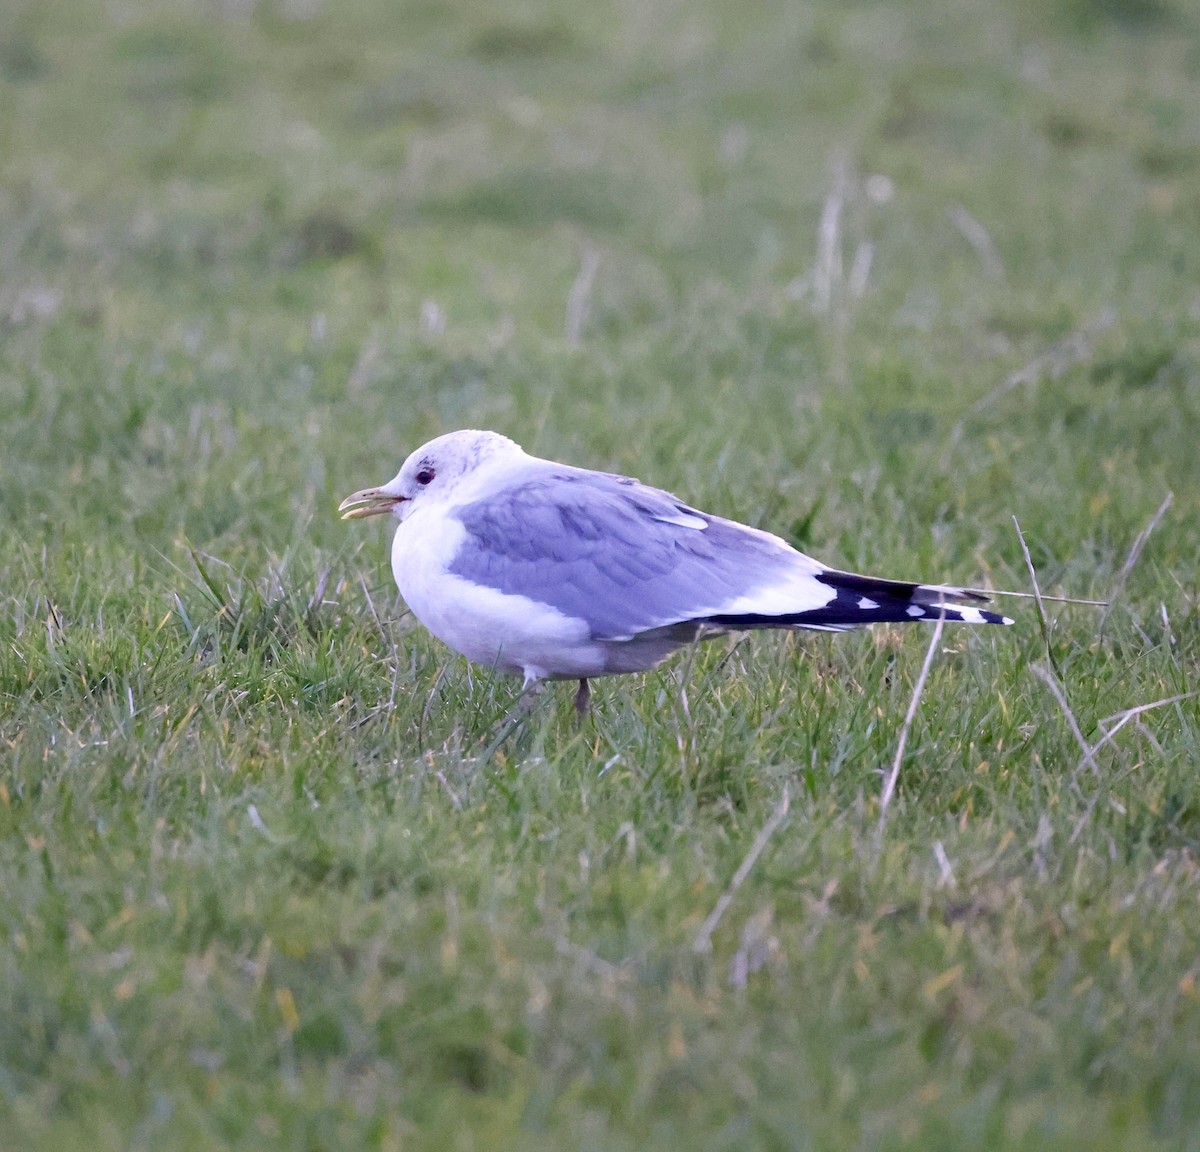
448, 467, 1010, 639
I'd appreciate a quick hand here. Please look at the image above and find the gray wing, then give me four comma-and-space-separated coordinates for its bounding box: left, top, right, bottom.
447, 469, 806, 640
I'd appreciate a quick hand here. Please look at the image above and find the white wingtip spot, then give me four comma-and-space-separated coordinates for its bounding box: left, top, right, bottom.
906, 605, 926, 617
858, 596, 879, 610
652, 510, 707, 530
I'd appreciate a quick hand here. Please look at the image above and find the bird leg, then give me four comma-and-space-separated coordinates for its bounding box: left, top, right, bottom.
573, 677, 591, 715
480, 679, 542, 760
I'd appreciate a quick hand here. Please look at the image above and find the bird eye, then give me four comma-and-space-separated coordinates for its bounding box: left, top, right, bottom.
415, 468, 435, 486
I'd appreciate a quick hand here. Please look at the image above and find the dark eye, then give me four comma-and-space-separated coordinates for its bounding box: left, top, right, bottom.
415, 468, 435, 486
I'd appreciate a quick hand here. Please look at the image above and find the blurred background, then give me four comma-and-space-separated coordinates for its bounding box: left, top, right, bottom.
3, 0, 1196, 582
4, 3, 1200, 1147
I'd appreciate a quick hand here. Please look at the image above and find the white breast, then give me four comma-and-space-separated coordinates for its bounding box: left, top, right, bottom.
389, 507, 603, 681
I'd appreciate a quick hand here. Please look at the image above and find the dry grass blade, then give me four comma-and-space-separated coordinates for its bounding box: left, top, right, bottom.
1012, 516, 1059, 676
875, 612, 945, 849
694, 785, 790, 954
1101, 491, 1173, 630
982, 589, 1107, 607
950, 205, 1004, 281
1030, 663, 1101, 779
812, 154, 849, 314
1090, 691, 1200, 761
565, 246, 602, 346
955, 309, 1116, 426
848, 241, 874, 298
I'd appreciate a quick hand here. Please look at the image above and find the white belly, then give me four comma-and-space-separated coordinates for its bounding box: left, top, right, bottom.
389, 511, 604, 681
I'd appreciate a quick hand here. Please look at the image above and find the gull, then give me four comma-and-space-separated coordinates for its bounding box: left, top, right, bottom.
340, 430, 1012, 713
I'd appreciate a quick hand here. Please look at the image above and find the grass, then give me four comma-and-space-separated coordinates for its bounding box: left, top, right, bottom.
2, 0, 1200, 1146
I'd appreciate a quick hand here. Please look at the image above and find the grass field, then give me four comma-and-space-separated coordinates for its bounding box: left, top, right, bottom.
3, 0, 1200, 1147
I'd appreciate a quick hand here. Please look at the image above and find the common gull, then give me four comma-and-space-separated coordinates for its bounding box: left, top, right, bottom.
340, 430, 1012, 712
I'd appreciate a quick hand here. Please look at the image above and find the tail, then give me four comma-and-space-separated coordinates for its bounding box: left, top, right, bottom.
701, 568, 1014, 632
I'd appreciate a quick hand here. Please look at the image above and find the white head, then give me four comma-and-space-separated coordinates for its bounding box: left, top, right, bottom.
339, 429, 525, 521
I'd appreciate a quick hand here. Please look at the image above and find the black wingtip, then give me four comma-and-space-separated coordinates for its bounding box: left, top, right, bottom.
700, 580, 1014, 632
816, 568, 994, 607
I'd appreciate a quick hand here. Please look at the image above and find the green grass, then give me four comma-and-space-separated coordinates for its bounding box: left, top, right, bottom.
2, 0, 1200, 1147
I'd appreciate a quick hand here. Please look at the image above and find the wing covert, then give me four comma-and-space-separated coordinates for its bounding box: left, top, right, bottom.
446, 470, 807, 639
